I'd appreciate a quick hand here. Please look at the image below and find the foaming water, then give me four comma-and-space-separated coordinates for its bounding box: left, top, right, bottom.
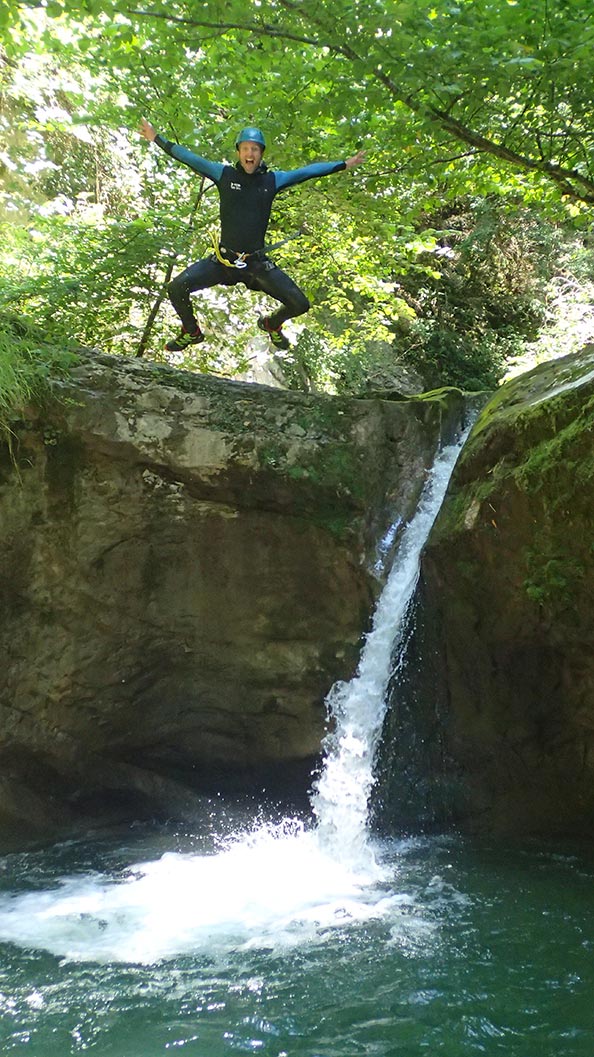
2, 832, 593, 1057
0, 431, 467, 968
0, 820, 401, 964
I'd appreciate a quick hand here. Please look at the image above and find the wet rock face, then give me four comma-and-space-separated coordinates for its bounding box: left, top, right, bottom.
379, 345, 594, 837
0, 351, 464, 844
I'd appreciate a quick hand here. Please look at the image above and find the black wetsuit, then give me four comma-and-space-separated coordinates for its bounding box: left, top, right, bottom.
154, 134, 346, 332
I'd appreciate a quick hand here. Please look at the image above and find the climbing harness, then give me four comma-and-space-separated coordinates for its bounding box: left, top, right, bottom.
210, 226, 307, 270
210, 232, 248, 269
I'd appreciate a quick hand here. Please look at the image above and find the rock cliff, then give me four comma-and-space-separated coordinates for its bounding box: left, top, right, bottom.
376, 345, 594, 836
0, 350, 465, 846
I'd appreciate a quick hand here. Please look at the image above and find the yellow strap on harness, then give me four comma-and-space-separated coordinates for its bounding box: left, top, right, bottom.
210, 232, 248, 269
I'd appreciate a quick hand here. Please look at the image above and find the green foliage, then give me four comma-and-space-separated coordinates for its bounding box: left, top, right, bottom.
0, 313, 78, 441
524, 552, 585, 609
7, 0, 594, 209
2, 0, 594, 395
31, 0, 591, 207
393, 200, 572, 390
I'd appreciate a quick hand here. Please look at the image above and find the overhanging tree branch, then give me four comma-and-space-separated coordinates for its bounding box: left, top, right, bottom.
126, 6, 594, 204
426, 106, 594, 202
126, 9, 323, 47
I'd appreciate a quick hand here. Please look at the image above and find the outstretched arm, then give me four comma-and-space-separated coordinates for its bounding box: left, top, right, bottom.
139, 117, 157, 142
274, 149, 366, 191
345, 149, 366, 169
138, 116, 224, 183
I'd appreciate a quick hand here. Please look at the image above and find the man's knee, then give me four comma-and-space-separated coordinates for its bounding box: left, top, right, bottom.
290, 289, 310, 316
167, 274, 188, 302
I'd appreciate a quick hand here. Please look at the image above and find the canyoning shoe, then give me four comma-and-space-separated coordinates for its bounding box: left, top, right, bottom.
257, 315, 290, 350
165, 327, 205, 352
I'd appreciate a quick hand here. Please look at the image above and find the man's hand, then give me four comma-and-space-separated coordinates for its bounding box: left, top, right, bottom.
345, 149, 366, 169
139, 117, 157, 142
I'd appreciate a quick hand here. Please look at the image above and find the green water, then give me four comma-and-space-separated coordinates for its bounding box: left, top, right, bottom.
0, 821, 593, 1056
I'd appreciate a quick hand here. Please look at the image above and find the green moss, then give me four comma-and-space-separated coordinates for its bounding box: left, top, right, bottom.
436, 358, 594, 617
430, 477, 498, 541
286, 465, 309, 481
514, 398, 594, 501
288, 396, 352, 434
523, 549, 586, 609
294, 446, 365, 499
470, 351, 594, 447
253, 437, 366, 505
412, 386, 465, 405
309, 509, 355, 542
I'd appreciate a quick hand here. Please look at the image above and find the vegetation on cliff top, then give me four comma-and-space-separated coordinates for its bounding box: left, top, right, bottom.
0, 315, 78, 440
429, 349, 594, 618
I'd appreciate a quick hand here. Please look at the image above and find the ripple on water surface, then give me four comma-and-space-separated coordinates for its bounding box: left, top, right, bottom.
0, 827, 594, 1057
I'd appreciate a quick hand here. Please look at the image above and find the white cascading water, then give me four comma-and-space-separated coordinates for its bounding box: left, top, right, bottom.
311, 429, 468, 865
0, 428, 468, 963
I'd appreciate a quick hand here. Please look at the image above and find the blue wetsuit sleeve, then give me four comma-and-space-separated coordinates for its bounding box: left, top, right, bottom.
273, 161, 347, 192
154, 134, 224, 183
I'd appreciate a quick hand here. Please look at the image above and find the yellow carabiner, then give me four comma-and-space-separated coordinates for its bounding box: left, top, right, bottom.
210, 232, 247, 269
210, 231, 234, 267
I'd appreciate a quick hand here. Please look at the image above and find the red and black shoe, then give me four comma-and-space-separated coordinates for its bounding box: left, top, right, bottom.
165, 327, 205, 352
257, 315, 290, 350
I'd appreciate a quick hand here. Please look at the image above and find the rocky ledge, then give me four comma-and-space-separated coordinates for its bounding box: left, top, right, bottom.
377, 345, 594, 837
0, 350, 466, 846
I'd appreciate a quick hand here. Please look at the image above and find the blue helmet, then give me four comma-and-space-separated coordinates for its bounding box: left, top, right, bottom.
235, 126, 266, 151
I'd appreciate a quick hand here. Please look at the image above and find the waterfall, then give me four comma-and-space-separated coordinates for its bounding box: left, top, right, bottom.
0, 426, 470, 965
311, 428, 469, 864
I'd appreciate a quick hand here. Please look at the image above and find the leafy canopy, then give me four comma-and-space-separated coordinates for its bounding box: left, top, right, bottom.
9, 0, 590, 206
2, 0, 594, 391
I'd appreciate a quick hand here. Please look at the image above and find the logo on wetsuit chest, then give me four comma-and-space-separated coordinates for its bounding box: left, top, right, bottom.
230, 182, 242, 190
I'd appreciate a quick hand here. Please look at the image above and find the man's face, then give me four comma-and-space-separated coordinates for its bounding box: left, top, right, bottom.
237, 141, 263, 174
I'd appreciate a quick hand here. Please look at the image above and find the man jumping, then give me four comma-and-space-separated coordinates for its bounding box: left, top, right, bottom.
139, 118, 365, 352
